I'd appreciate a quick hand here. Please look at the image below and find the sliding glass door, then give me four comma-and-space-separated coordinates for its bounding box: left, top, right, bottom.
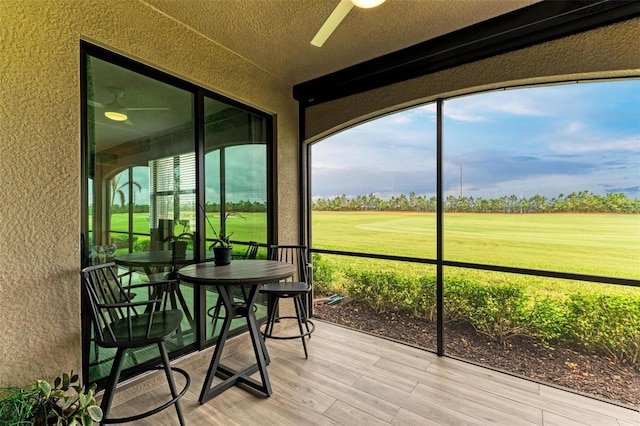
202, 97, 269, 338
81, 43, 272, 384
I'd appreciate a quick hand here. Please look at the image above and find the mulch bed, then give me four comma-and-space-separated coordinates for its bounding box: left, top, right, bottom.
313, 298, 640, 408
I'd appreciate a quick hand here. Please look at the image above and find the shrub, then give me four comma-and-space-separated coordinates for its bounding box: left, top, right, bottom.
529, 296, 570, 344
410, 276, 437, 321
323, 257, 640, 363
344, 270, 402, 313
468, 283, 530, 341
133, 238, 150, 252
339, 270, 436, 321
445, 279, 530, 341
312, 254, 335, 294
564, 293, 640, 364
443, 277, 476, 321
110, 234, 136, 249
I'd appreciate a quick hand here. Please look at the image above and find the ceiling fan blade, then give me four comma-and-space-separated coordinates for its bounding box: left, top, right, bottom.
311, 0, 354, 47
87, 100, 105, 109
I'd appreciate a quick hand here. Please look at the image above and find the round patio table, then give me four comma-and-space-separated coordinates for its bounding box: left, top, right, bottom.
178, 259, 295, 404
114, 250, 213, 334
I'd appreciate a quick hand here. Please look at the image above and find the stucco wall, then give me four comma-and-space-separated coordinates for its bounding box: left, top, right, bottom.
305, 18, 640, 142
0, 0, 298, 386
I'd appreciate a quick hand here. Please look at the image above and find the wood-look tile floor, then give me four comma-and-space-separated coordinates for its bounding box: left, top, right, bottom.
108, 321, 639, 425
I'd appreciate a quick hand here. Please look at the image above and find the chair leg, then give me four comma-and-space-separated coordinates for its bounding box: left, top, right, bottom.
100, 348, 127, 421
293, 296, 309, 358
158, 341, 186, 426
299, 297, 312, 338
264, 296, 279, 338
261, 296, 279, 362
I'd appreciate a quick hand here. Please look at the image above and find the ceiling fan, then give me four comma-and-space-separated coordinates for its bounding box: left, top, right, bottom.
311, 0, 386, 47
88, 87, 169, 124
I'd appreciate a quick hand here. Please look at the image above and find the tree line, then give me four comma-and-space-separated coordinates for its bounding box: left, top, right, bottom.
312, 191, 640, 213
111, 200, 268, 214
109, 191, 640, 214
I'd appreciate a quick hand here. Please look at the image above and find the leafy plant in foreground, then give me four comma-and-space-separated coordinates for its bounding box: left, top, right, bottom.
0, 372, 102, 425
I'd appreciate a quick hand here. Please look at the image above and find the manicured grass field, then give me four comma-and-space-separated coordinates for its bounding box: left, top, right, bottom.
311, 211, 640, 280
108, 212, 266, 245
109, 211, 639, 281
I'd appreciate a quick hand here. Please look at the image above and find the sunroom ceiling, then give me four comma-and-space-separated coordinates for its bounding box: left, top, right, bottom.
141, 0, 540, 86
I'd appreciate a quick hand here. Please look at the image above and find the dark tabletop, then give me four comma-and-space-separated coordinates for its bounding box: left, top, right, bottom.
177, 259, 295, 286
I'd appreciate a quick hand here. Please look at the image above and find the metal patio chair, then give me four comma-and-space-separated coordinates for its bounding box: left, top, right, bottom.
81, 262, 190, 425
260, 244, 315, 358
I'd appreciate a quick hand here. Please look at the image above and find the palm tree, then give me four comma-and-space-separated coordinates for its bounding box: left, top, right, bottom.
110, 173, 142, 210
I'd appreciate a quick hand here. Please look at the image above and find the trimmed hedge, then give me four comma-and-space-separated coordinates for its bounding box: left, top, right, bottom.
564, 293, 640, 364
313, 258, 640, 365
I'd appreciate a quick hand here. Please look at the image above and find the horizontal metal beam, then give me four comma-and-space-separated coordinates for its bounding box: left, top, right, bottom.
310, 248, 640, 288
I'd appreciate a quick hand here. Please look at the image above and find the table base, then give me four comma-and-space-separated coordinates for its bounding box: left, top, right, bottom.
199, 284, 272, 404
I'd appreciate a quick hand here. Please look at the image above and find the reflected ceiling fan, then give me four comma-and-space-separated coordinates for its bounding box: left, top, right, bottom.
88, 87, 169, 125
311, 0, 386, 47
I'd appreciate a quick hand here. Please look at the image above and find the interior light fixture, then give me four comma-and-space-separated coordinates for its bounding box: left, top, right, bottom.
351, 0, 386, 8
104, 99, 128, 121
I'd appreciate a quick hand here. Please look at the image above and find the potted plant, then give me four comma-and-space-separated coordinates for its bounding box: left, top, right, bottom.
206, 212, 245, 266
0, 371, 103, 425
171, 219, 193, 258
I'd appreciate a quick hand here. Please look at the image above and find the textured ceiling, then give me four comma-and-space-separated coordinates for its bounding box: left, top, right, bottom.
141, 0, 540, 86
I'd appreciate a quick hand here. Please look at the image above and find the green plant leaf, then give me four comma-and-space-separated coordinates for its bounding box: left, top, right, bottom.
37, 380, 51, 398
79, 393, 89, 408
62, 372, 70, 391
88, 405, 103, 421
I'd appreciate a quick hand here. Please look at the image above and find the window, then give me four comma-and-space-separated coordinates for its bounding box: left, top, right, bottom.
309, 79, 639, 403
81, 43, 272, 384
443, 80, 640, 278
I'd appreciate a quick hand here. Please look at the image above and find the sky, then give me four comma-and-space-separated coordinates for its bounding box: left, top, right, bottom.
311, 79, 640, 201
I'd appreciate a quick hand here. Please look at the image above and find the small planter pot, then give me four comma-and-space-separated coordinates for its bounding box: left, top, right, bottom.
173, 241, 188, 258
213, 246, 233, 265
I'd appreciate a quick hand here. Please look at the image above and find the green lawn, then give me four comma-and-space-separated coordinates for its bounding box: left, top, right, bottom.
311, 211, 640, 279
108, 211, 639, 280
109, 212, 267, 245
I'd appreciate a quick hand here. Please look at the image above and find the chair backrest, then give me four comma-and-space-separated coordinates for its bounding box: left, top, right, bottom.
268, 245, 309, 283
231, 241, 260, 260
81, 263, 164, 346
246, 241, 259, 260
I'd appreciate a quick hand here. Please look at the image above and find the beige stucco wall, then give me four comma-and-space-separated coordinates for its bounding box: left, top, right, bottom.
0, 0, 299, 387
305, 18, 640, 142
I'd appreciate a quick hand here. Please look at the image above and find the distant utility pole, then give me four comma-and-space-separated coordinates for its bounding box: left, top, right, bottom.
391, 177, 395, 198
460, 163, 464, 198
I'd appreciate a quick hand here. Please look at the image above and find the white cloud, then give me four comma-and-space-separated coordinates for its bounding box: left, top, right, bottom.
444, 89, 556, 122
565, 121, 585, 134
444, 105, 488, 122
388, 115, 412, 125
552, 135, 640, 154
